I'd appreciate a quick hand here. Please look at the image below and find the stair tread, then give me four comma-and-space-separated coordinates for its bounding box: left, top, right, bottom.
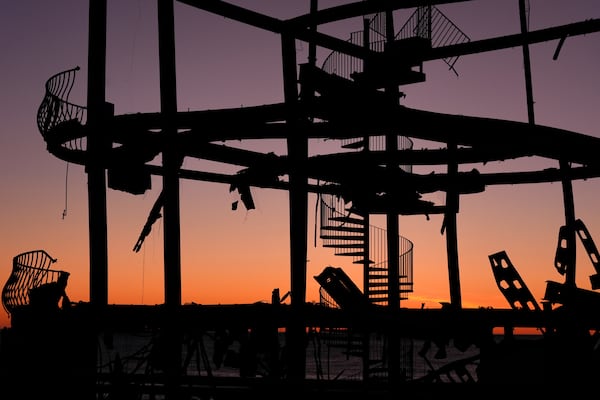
335, 251, 366, 256
323, 243, 364, 248
329, 216, 365, 224
321, 226, 364, 232
368, 267, 388, 271
368, 281, 409, 287
321, 235, 365, 240
369, 289, 413, 295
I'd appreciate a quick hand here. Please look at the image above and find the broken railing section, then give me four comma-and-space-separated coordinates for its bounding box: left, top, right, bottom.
2, 250, 71, 316
554, 218, 600, 289
314, 266, 371, 311
489, 250, 541, 311
37, 66, 86, 140
544, 220, 600, 312
490, 218, 600, 332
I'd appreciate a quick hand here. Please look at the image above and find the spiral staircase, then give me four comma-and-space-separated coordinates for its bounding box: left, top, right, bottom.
317, 5, 469, 308
314, 6, 469, 381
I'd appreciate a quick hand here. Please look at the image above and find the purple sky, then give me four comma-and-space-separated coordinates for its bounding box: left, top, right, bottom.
1, 1, 599, 328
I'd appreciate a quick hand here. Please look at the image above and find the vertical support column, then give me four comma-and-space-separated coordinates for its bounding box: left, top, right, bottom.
87, 0, 108, 308
560, 162, 577, 286
282, 31, 308, 383
445, 142, 462, 308
86, 1, 108, 398
519, 0, 535, 125
308, 0, 318, 68
361, 16, 372, 383
518, 0, 576, 284
157, 1, 182, 398
158, 0, 181, 308
383, 8, 400, 312
383, 7, 402, 388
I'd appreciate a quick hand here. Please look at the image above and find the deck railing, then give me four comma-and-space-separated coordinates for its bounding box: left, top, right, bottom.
37, 67, 87, 151
395, 5, 470, 73
1, 250, 69, 315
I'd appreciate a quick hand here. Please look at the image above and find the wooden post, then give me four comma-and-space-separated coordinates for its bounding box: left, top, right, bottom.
158, 0, 182, 398
87, 0, 108, 309
282, 30, 308, 383
86, 1, 108, 398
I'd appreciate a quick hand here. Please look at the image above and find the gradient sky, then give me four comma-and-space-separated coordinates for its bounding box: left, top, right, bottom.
1, 0, 599, 329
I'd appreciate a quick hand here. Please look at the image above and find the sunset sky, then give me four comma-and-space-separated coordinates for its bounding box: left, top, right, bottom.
1, 0, 599, 329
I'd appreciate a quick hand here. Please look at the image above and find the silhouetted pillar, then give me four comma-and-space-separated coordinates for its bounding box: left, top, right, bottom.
519, 0, 577, 285
519, 0, 535, 125
308, 0, 318, 67
361, 16, 373, 383
383, 9, 400, 312
560, 162, 577, 286
445, 142, 462, 308
158, 0, 181, 308
158, 0, 182, 398
86, 1, 109, 398
282, 31, 308, 383
384, 7, 402, 388
87, 0, 108, 308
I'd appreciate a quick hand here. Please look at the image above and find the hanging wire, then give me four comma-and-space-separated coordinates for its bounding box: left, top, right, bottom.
62, 163, 69, 219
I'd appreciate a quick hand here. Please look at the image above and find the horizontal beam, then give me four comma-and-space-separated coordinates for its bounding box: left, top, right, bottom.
426, 18, 600, 62
287, 0, 472, 29
176, 0, 284, 33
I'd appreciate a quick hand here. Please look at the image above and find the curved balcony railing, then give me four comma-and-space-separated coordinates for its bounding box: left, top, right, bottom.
2, 250, 69, 316
37, 66, 87, 152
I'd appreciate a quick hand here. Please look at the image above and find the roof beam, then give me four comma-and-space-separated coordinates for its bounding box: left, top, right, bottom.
287, 0, 472, 28
426, 18, 600, 61
176, 0, 284, 33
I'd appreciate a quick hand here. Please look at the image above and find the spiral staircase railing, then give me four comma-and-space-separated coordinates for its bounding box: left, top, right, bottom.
395, 5, 470, 73
318, 193, 414, 306
318, 7, 470, 307
322, 6, 469, 79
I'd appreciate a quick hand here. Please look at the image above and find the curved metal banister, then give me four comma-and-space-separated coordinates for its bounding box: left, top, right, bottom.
1, 250, 69, 316
37, 67, 87, 149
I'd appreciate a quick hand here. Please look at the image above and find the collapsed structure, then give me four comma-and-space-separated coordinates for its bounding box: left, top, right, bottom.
2, 0, 600, 397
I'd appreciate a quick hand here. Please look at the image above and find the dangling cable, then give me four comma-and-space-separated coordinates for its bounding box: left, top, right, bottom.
62, 163, 69, 219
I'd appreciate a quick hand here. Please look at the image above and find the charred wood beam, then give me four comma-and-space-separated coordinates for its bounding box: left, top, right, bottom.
176, 0, 284, 33
176, 0, 371, 59
67, 302, 600, 333
142, 162, 600, 194
287, 0, 472, 28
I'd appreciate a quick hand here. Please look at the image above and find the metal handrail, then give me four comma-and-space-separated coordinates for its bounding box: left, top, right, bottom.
2, 250, 69, 315
396, 5, 470, 72
318, 194, 414, 306
37, 67, 87, 145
